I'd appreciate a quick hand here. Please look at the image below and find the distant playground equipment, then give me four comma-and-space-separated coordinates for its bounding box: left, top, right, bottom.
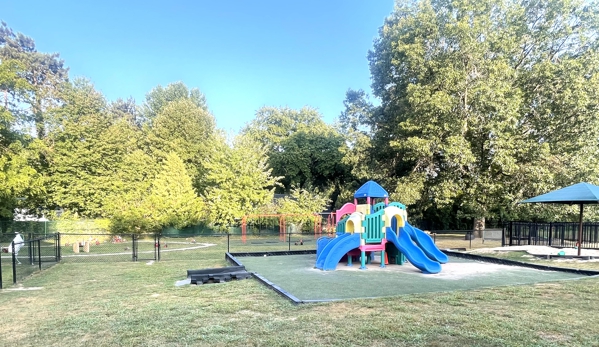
315, 181, 448, 274
241, 214, 323, 243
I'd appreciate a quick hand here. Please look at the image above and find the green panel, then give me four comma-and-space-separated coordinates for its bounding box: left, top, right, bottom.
373, 202, 386, 213
362, 210, 384, 243
336, 216, 349, 233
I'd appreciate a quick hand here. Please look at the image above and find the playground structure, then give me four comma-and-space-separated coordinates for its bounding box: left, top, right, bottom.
315, 181, 448, 274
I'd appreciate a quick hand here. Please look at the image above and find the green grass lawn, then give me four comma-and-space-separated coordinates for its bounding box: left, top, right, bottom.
1, 240, 599, 346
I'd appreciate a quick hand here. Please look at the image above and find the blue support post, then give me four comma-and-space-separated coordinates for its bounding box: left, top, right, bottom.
360, 250, 367, 270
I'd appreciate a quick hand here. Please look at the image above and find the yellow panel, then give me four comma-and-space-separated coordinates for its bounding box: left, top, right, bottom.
346, 212, 364, 233
355, 204, 370, 216
382, 206, 406, 234
346, 220, 355, 233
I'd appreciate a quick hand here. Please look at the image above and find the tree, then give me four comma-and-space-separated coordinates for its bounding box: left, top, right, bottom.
142, 82, 209, 121
271, 128, 349, 208
0, 21, 68, 139
0, 59, 30, 142
109, 152, 204, 234
337, 89, 381, 205
104, 150, 158, 233
109, 97, 141, 126
0, 142, 44, 218
44, 79, 146, 217
243, 106, 350, 205
203, 134, 281, 226
276, 186, 331, 232
367, 0, 599, 228
145, 152, 205, 229
0, 55, 43, 218
242, 106, 324, 152
145, 90, 217, 193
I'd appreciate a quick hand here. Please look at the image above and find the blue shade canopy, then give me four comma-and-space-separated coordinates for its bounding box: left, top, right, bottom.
354, 180, 389, 198
521, 182, 599, 204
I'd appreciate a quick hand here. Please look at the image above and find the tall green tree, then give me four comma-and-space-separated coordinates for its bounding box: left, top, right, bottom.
142, 82, 209, 121
0, 59, 30, 144
0, 21, 68, 139
243, 106, 349, 205
145, 86, 217, 193
242, 106, 324, 152
203, 134, 281, 226
0, 55, 43, 218
0, 142, 44, 218
337, 89, 381, 205
109, 97, 141, 126
44, 79, 145, 217
145, 152, 205, 230
367, 0, 599, 228
109, 152, 204, 233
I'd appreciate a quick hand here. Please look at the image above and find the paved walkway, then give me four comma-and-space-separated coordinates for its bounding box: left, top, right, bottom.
471, 245, 599, 257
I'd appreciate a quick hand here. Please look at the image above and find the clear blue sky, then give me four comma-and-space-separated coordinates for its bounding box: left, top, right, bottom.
1, 0, 394, 132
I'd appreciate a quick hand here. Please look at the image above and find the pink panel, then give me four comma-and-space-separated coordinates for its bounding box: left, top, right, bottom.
336, 203, 356, 224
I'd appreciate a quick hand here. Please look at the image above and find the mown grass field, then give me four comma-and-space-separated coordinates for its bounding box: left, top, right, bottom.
1, 236, 599, 346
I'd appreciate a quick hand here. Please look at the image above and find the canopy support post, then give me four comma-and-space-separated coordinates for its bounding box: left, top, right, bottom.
578, 204, 583, 257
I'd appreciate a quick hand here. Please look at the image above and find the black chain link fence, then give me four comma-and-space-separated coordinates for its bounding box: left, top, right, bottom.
504, 221, 599, 249
1, 233, 60, 289
0, 227, 496, 288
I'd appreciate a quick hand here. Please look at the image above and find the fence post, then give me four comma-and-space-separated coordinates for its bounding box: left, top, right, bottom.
38, 239, 42, 270
29, 238, 34, 265
510, 221, 514, 246
132, 234, 137, 261
0, 247, 2, 289
288, 232, 291, 252
11, 241, 16, 284
469, 231, 472, 249
154, 234, 160, 260
548, 222, 553, 247
57, 233, 62, 261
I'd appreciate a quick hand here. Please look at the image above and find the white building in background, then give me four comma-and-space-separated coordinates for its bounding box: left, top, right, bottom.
13, 208, 49, 222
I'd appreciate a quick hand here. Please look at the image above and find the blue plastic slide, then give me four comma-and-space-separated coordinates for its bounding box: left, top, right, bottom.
385, 228, 441, 274
315, 233, 352, 269
316, 236, 333, 259
321, 233, 361, 271
402, 222, 449, 264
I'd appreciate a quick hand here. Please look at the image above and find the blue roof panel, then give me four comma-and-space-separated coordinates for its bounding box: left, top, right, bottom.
354, 180, 389, 198
521, 182, 599, 204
